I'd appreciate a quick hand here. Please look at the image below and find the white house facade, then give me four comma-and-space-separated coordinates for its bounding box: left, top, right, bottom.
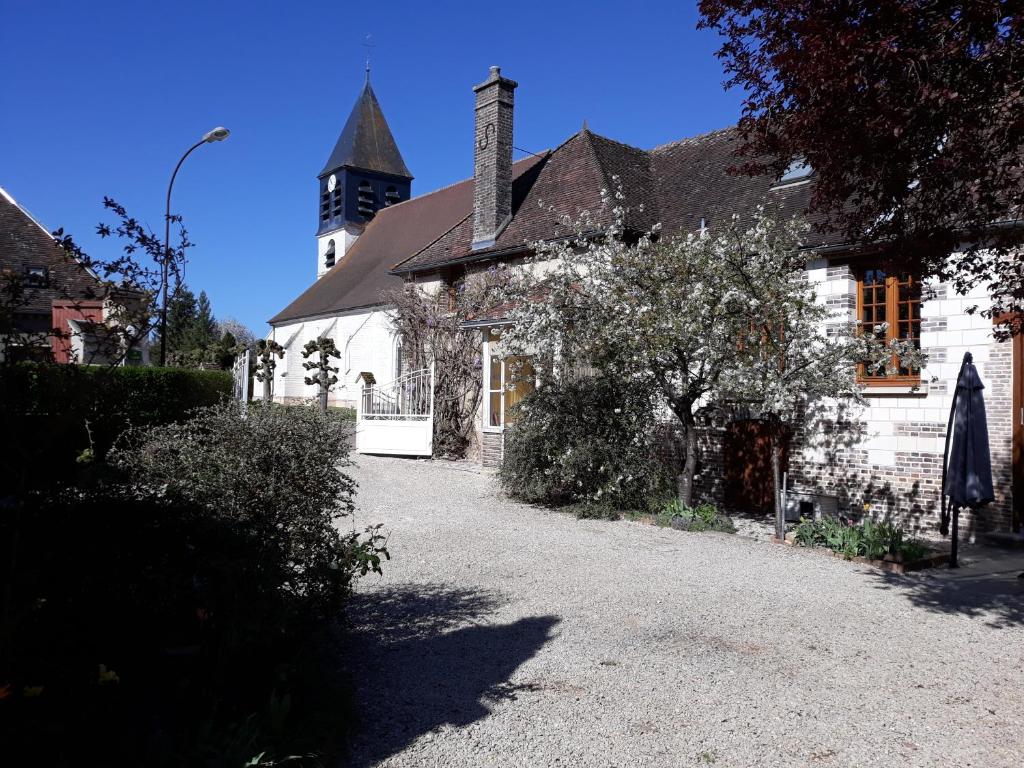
272, 66, 1021, 540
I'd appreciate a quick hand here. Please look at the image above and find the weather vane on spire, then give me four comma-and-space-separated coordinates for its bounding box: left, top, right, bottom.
363, 33, 375, 80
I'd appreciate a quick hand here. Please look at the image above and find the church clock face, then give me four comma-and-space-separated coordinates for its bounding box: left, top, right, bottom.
327, 174, 337, 193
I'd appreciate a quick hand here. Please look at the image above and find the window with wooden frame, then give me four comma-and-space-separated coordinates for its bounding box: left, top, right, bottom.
856, 265, 921, 384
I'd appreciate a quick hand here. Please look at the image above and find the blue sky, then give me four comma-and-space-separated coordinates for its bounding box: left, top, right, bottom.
1, 0, 742, 334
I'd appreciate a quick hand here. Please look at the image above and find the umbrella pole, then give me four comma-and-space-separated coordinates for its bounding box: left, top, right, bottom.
950, 505, 959, 568
937, 354, 962, 540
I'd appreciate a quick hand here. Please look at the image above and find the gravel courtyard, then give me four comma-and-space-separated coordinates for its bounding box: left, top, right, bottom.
341, 455, 1024, 768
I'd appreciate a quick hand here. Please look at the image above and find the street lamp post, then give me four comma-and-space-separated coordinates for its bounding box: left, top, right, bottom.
158, 126, 230, 367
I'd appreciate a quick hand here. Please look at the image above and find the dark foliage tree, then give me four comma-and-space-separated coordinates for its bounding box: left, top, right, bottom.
163, 285, 198, 354
698, 1, 1024, 334
191, 289, 218, 350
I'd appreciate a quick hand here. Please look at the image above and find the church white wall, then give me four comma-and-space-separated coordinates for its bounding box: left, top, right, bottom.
270, 305, 400, 407
316, 228, 359, 279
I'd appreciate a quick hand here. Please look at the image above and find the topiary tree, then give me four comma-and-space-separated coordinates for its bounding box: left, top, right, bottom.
302, 336, 340, 413
254, 339, 285, 404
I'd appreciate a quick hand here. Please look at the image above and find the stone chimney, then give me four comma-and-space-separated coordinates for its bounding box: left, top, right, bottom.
472, 66, 517, 249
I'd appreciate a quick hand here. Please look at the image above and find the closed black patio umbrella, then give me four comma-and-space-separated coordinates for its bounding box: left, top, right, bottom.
941, 351, 995, 568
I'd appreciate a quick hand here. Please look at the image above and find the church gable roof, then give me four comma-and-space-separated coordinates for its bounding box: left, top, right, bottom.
320, 80, 412, 179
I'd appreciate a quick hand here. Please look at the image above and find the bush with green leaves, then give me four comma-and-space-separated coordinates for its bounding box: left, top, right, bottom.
0, 362, 232, 491
656, 499, 737, 533
499, 375, 673, 512
3, 401, 387, 766
111, 401, 386, 618
792, 515, 930, 563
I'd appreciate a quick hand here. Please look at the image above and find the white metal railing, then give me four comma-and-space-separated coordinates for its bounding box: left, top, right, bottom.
358, 366, 434, 421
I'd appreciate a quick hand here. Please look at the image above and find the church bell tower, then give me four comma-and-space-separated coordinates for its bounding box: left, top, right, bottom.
316, 73, 412, 278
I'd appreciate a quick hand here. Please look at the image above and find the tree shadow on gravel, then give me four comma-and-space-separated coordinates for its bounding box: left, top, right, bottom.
340, 583, 559, 767
869, 571, 1024, 629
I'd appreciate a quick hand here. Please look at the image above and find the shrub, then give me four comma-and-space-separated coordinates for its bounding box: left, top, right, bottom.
657, 499, 736, 533
500, 375, 673, 512
2, 401, 386, 766
111, 401, 385, 619
0, 362, 232, 489
793, 515, 930, 562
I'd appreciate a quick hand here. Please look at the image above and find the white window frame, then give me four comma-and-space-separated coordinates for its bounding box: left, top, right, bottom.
482, 332, 535, 432
483, 336, 503, 432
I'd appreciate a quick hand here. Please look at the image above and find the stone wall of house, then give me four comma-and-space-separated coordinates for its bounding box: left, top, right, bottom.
666, 257, 1017, 539
797, 258, 1014, 537
481, 430, 504, 468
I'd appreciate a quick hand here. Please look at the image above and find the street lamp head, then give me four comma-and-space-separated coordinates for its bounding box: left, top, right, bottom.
202, 126, 230, 143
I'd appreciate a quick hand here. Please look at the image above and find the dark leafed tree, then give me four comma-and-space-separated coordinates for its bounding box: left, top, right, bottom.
163, 286, 198, 355
302, 337, 340, 413
190, 290, 218, 350
698, 1, 1024, 334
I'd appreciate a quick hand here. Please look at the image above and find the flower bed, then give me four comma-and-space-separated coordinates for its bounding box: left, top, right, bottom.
784, 516, 947, 574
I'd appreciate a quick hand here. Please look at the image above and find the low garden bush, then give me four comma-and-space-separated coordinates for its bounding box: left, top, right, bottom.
653, 499, 737, 533
792, 516, 929, 562
0, 362, 232, 489
499, 375, 673, 513
1, 401, 386, 767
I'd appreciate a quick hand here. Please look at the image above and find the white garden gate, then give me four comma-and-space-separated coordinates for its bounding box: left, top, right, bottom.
355, 366, 434, 456
232, 349, 250, 418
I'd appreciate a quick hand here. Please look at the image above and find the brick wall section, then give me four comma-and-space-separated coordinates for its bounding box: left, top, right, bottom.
677, 258, 1017, 540
655, 421, 727, 504
982, 341, 1014, 531
481, 430, 504, 468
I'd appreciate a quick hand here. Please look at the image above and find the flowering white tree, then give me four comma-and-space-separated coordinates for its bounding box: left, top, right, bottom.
498, 200, 920, 532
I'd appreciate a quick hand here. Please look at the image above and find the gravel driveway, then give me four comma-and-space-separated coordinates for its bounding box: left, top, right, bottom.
341, 455, 1024, 768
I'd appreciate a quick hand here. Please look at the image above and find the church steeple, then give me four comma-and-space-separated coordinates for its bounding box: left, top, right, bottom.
321, 79, 412, 180
316, 77, 412, 278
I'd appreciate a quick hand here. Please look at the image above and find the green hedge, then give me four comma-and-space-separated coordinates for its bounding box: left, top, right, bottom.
0, 363, 232, 487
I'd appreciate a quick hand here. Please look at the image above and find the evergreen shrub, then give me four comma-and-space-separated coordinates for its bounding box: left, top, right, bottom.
500, 375, 672, 512
2, 401, 386, 765
0, 362, 232, 486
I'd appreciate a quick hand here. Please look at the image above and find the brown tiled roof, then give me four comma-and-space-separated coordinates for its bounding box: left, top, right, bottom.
268, 155, 546, 324
393, 130, 661, 274
0, 188, 103, 319
395, 126, 835, 277
650, 127, 833, 247
274, 123, 841, 325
